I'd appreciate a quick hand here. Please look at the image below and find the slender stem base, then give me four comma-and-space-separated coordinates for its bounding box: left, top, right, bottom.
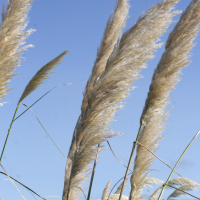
87, 144, 100, 200
157, 130, 200, 200
119, 122, 143, 200
0, 104, 19, 163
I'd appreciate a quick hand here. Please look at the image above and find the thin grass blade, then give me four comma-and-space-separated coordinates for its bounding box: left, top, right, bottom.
0, 164, 26, 200
0, 171, 45, 200
22, 103, 66, 158
157, 130, 200, 200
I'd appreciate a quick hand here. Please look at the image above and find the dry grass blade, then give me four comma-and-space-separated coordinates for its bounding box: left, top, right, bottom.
15, 79, 85, 121
0, 171, 45, 199
130, 0, 200, 199
107, 140, 132, 173
115, 178, 129, 194
22, 103, 66, 158
157, 130, 200, 200
166, 184, 200, 200
167, 184, 200, 200
63, 0, 180, 199
134, 141, 198, 192
0, 164, 26, 200
0, 0, 34, 103
102, 180, 111, 200
0, 50, 69, 163
18, 50, 69, 103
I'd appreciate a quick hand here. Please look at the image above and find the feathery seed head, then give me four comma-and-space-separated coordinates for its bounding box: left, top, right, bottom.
18, 50, 69, 104
167, 183, 200, 200
102, 180, 111, 200
0, 0, 34, 102
81, 0, 130, 117
108, 194, 128, 200
131, 1, 200, 199
63, 0, 181, 199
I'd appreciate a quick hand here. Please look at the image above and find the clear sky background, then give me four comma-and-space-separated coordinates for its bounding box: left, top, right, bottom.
0, 0, 200, 200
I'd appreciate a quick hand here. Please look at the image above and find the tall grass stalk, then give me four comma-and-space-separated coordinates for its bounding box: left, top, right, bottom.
22, 103, 66, 158
87, 144, 100, 200
130, 0, 200, 199
157, 130, 200, 200
0, 50, 68, 163
63, 0, 130, 197
1, 1, 200, 199
0, 171, 45, 199
0, 163, 26, 200
0, 105, 19, 163
0, 0, 34, 102
119, 122, 143, 200
63, 0, 180, 199
0, 0, 34, 162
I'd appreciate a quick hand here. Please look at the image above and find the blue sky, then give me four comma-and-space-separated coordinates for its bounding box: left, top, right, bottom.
0, 0, 200, 200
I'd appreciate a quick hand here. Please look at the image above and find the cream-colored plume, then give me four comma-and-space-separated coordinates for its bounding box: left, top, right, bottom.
115, 178, 129, 194
149, 177, 200, 200
108, 194, 128, 200
18, 50, 69, 104
0, 0, 34, 103
130, 1, 200, 199
102, 180, 111, 200
63, 0, 180, 199
63, 0, 130, 198
81, 0, 130, 116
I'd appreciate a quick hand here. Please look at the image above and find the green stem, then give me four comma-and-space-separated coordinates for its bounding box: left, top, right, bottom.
157, 130, 200, 200
167, 184, 200, 200
86, 144, 100, 200
119, 122, 143, 200
0, 171, 45, 199
67, 188, 71, 200
0, 104, 20, 163
66, 148, 78, 200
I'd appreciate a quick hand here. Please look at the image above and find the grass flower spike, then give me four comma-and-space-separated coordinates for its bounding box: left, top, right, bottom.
1, 1, 200, 200
102, 180, 111, 200
81, 0, 130, 116
18, 50, 69, 103
130, 0, 200, 199
63, 0, 180, 199
0, 0, 34, 103
0, 50, 68, 163
63, 1, 130, 195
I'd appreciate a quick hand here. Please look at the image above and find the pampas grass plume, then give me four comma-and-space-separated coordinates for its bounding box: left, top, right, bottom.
0, 0, 34, 103
18, 50, 69, 104
102, 180, 111, 200
63, 0, 181, 199
130, 1, 200, 199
